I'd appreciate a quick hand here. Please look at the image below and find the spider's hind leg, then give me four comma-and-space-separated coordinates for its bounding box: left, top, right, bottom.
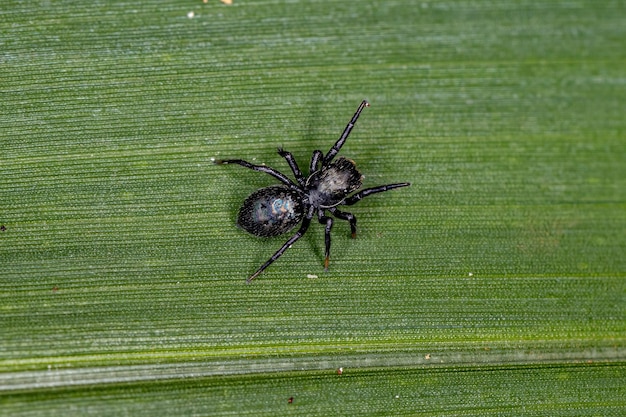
214, 158, 298, 189
247, 215, 312, 283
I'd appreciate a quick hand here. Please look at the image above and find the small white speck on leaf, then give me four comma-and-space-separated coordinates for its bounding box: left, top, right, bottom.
187, 11, 195, 18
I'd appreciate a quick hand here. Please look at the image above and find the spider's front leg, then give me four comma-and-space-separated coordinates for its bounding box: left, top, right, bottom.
343, 183, 411, 205
310, 150, 323, 174
323, 100, 369, 165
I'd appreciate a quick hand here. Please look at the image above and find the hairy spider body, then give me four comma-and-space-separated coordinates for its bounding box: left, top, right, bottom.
307, 157, 363, 208
238, 186, 303, 237
216, 100, 410, 283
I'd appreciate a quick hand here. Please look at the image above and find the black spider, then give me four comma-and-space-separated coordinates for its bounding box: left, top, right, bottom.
216, 100, 410, 282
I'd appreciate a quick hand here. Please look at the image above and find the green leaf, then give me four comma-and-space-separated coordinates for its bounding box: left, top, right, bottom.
1, 0, 624, 415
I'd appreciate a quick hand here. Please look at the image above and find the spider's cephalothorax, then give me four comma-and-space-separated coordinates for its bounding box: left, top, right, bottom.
216, 100, 410, 282
307, 157, 363, 208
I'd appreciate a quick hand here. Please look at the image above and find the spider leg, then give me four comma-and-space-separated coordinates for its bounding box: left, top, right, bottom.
318, 210, 334, 270
328, 207, 357, 238
343, 183, 411, 205
246, 212, 313, 283
323, 100, 370, 165
215, 159, 299, 189
277, 148, 306, 187
310, 150, 323, 174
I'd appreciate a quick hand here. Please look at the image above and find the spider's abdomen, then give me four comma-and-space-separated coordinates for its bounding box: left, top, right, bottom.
237, 186, 304, 237
307, 157, 363, 208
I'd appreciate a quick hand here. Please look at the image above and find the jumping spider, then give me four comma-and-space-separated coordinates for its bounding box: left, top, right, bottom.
216, 100, 410, 282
